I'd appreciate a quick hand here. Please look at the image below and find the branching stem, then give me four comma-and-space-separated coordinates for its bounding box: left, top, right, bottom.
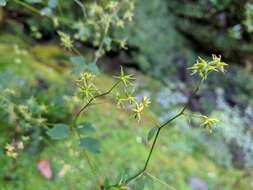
105, 79, 203, 189
73, 80, 121, 124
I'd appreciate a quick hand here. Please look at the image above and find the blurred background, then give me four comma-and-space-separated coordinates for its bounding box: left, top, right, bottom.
1, 0, 253, 189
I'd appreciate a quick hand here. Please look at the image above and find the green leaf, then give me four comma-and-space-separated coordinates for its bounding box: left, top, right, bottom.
76, 122, 95, 135
46, 124, 70, 140
0, 0, 7, 6
103, 37, 112, 50
79, 137, 100, 154
70, 56, 86, 74
147, 127, 158, 141
70, 56, 85, 65
88, 62, 100, 74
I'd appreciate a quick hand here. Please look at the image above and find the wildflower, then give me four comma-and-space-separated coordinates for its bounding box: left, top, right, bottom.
114, 66, 135, 87
36, 117, 47, 125
116, 92, 124, 107
80, 83, 98, 99
58, 31, 73, 49
124, 10, 134, 21
125, 92, 136, 104
116, 20, 125, 28
116, 91, 136, 107
132, 103, 144, 122
200, 115, 219, 133
5, 143, 18, 158
119, 39, 127, 49
188, 55, 227, 80
210, 54, 228, 73
80, 72, 96, 83
141, 96, 151, 107
107, 1, 118, 11
188, 57, 209, 79
17, 142, 24, 150
76, 72, 98, 99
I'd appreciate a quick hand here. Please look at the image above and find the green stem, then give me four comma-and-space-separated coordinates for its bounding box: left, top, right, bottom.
74, 0, 87, 19
105, 79, 203, 189
73, 81, 121, 124
13, 0, 72, 25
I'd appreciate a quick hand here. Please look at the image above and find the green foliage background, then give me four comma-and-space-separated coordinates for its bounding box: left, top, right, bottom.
1, 0, 253, 190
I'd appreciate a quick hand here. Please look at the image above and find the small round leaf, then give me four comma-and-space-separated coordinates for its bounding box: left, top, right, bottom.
79, 137, 100, 154
46, 124, 70, 140
77, 122, 95, 135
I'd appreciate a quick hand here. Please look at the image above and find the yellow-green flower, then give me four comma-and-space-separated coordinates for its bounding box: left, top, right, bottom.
124, 10, 134, 21
80, 83, 98, 99
125, 92, 136, 104
81, 72, 96, 81
5, 143, 18, 158
188, 55, 227, 80
116, 92, 136, 107
141, 96, 151, 107
210, 54, 228, 73
132, 103, 144, 122
200, 115, 219, 132
58, 31, 73, 50
114, 66, 135, 87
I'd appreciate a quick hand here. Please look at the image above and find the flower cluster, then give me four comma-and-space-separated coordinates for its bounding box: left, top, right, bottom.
184, 112, 219, 133
132, 96, 151, 121
114, 66, 135, 87
114, 67, 150, 122
200, 115, 219, 133
76, 72, 99, 100
17, 98, 48, 126
58, 31, 73, 50
188, 54, 227, 80
5, 141, 24, 159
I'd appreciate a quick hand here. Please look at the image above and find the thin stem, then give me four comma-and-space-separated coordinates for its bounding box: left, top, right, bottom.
145, 172, 176, 190
13, 0, 41, 15
74, 0, 87, 19
93, 2, 124, 64
105, 79, 203, 189
73, 80, 121, 124
14, 0, 72, 25
71, 81, 121, 189
72, 124, 103, 188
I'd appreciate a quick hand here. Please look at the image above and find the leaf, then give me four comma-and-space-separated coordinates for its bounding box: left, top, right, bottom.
79, 137, 101, 154
88, 62, 100, 74
77, 122, 95, 135
46, 124, 70, 140
0, 0, 7, 6
103, 37, 112, 50
147, 127, 158, 141
70, 56, 86, 74
70, 56, 85, 65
